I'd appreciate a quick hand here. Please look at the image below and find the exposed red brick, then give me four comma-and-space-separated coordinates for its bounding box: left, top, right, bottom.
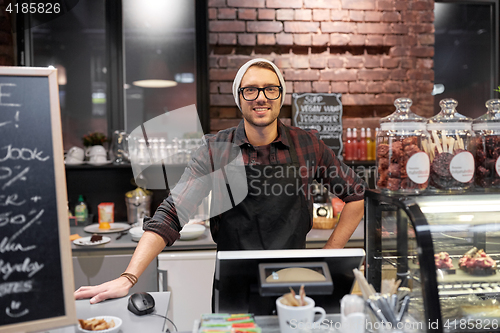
330, 9, 349, 21
401, 58, 416, 69
394, 1, 408, 10
276, 9, 294, 20
209, 8, 217, 19
419, 11, 435, 23
383, 35, 402, 46
313, 81, 330, 93
418, 34, 434, 45
211, 94, 235, 106
321, 22, 356, 33
284, 69, 320, 80
345, 56, 364, 68
401, 11, 418, 22
284, 22, 320, 33
294, 34, 311, 45
392, 23, 409, 34
364, 11, 383, 22
381, 57, 400, 68
412, 23, 434, 34
304, 0, 341, 8
295, 9, 312, 21
358, 23, 392, 34
364, 55, 381, 68
218, 8, 237, 19
210, 107, 239, 119
328, 57, 344, 68
383, 81, 401, 92
218, 33, 237, 44
389, 46, 409, 57
381, 11, 400, 22
210, 82, 219, 93
373, 94, 396, 105
227, 0, 265, 7
376, 1, 394, 11
208, 0, 227, 7
210, 21, 246, 32
211, 118, 242, 131
209, 33, 218, 45
365, 35, 384, 46
227, 56, 254, 68
312, 34, 330, 46
366, 81, 384, 93
292, 56, 310, 69
257, 33, 276, 45
238, 8, 257, 20
276, 33, 294, 45
349, 10, 364, 22
219, 82, 233, 93
320, 69, 357, 81
284, 81, 293, 93
310, 56, 327, 69
349, 82, 366, 93
258, 9, 275, 20
330, 34, 350, 45
389, 69, 407, 80
294, 81, 313, 93
416, 58, 433, 69
349, 34, 366, 45
247, 21, 283, 32
408, 69, 434, 81
219, 56, 229, 68
266, 0, 303, 8
409, 46, 434, 58
210, 68, 239, 81
330, 82, 348, 93
237, 33, 256, 45
411, 1, 433, 11
313, 9, 330, 21
416, 80, 434, 93
283, 93, 292, 105
274, 56, 292, 70
341, 0, 375, 10
342, 94, 376, 105
358, 69, 390, 81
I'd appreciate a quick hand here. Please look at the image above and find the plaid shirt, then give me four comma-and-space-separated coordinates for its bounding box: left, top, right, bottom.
144, 119, 366, 246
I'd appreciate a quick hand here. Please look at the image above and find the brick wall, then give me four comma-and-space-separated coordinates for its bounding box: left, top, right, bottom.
208, 0, 435, 134
0, 0, 14, 66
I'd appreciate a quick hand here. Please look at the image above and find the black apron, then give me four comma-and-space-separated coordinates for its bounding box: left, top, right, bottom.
209, 127, 312, 251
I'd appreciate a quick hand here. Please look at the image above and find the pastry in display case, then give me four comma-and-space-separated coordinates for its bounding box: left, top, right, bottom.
365, 190, 500, 333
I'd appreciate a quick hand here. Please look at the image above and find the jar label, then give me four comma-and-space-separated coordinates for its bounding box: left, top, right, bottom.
406, 152, 430, 184
450, 151, 475, 183
496, 157, 500, 177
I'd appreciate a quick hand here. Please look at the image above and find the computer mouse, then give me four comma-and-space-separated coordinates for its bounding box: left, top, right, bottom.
127, 292, 155, 315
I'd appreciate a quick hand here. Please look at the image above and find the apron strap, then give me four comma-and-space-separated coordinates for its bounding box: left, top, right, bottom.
283, 126, 299, 165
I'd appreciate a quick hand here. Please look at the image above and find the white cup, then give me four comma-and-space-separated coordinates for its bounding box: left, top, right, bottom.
341, 295, 366, 333
65, 146, 85, 162
86, 145, 107, 157
276, 295, 326, 333
89, 154, 107, 163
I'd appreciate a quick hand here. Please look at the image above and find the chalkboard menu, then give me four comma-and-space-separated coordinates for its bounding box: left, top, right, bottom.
0, 67, 75, 332
292, 93, 343, 158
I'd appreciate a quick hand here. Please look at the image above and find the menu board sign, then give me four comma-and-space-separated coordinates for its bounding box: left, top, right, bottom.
292, 93, 343, 158
0, 67, 75, 332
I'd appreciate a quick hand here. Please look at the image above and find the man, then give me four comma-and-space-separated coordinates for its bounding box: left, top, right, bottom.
74, 58, 365, 304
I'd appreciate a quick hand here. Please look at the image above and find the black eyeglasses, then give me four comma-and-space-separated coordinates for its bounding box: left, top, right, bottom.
239, 86, 282, 101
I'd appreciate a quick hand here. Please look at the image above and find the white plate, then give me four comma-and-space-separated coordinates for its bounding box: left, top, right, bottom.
84, 223, 131, 234
78, 315, 122, 333
87, 160, 112, 166
73, 236, 111, 246
179, 224, 206, 240
65, 160, 85, 165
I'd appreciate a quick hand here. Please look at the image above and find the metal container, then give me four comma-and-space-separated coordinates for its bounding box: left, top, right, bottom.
125, 187, 152, 226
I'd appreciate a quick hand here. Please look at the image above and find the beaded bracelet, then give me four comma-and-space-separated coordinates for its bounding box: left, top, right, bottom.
120, 272, 138, 287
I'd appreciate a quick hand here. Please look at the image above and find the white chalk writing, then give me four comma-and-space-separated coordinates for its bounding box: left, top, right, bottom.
0, 258, 44, 280
0, 209, 43, 253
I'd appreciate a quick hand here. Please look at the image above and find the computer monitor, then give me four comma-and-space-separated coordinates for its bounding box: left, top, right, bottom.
214, 249, 365, 315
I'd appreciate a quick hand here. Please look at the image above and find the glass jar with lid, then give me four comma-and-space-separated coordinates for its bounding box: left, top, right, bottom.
376, 97, 430, 194
426, 98, 474, 192
472, 99, 500, 190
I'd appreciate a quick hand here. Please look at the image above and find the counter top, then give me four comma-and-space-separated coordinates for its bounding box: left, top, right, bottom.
70, 222, 364, 254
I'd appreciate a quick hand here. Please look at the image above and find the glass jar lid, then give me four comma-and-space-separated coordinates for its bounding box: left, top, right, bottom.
380, 97, 427, 130
472, 99, 500, 131
427, 98, 472, 131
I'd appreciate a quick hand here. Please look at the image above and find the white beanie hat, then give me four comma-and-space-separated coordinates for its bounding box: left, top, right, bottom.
232, 58, 286, 110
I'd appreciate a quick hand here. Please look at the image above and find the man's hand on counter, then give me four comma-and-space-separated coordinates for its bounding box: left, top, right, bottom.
74, 276, 133, 304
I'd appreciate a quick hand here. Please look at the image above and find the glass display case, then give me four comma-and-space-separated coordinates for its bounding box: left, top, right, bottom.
365, 189, 500, 333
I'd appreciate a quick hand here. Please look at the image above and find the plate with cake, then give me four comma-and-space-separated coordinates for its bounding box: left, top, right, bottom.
74, 235, 111, 246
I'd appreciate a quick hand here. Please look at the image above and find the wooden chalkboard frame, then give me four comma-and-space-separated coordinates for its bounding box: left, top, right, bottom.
0, 67, 76, 332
